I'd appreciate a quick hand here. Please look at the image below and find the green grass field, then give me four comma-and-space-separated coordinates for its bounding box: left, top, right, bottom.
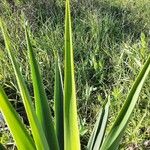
0, 0, 150, 149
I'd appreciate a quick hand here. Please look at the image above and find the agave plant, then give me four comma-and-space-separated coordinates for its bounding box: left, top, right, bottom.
0, 0, 150, 150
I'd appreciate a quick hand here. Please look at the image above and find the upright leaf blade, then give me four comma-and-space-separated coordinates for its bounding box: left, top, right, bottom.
25, 25, 59, 150
87, 98, 110, 150
0, 19, 50, 150
64, 0, 80, 150
100, 56, 150, 150
54, 53, 64, 150
0, 87, 36, 150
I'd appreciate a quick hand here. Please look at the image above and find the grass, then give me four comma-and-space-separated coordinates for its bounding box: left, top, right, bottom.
0, 0, 150, 149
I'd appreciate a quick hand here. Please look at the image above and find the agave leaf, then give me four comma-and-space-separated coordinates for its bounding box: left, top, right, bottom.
100, 56, 150, 150
0, 86, 36, 150
87, 98, 110, 150
64, 0, 80, 150
54, 52, 64, 150
25, 24, 59, 150
0, 19, 49, 150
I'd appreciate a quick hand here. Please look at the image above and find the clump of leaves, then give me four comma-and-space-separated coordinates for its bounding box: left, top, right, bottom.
0, 0, 150, 150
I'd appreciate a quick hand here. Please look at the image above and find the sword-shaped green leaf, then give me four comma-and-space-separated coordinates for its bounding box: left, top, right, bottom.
100, 55, 150, 150
54, 53, 64, 150
0, 86, 36, 150
64, 0, 80, 150
0, 19, 50, 150
25, 24, 59, 150
87, 98, 110, 150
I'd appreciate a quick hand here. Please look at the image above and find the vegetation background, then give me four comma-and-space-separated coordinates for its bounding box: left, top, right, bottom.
0, 0, 150, 149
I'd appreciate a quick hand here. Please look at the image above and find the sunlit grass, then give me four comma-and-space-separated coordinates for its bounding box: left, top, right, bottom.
0, 0, 150, 149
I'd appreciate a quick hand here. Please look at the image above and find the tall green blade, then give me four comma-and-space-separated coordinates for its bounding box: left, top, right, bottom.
100, 56, 150, 150
0, 87, 36, 150
0, 19, 50, 150
64, 0, 80, 150
25, 25, 59, 150
87, 98, 110, 150
54, 53, 64, 150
